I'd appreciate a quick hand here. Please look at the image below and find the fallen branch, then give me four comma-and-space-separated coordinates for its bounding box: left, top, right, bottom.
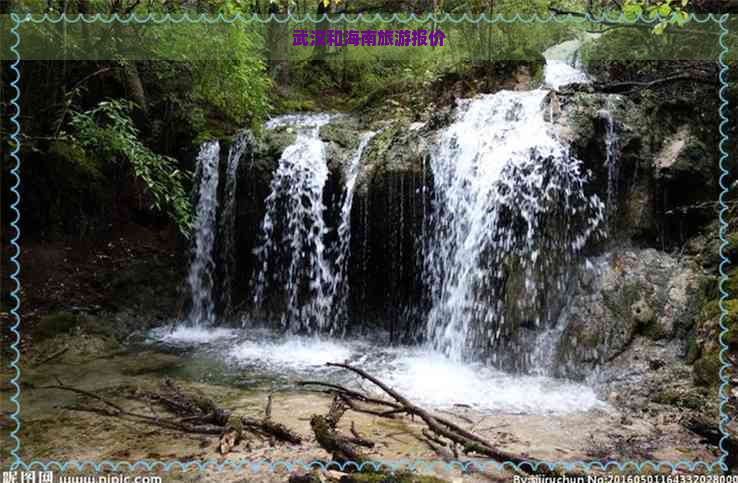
310, 414, 368, 464
43, 380, 300, 447
297, 380, 401, 409
422, 432, 455, 462
219, 425, 241, 455
350, 421, 375, 449
46, 380, 225, 435
241, 416, 302, 444
336, 393, 404, 419
325, 362, 585, 477
61, 404, 224, 435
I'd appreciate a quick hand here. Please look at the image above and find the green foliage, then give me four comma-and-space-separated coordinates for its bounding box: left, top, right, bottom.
191, 57, 271, 128
622, 0, 690, 34
67, 99, 194, 236
147, 15, 272, 129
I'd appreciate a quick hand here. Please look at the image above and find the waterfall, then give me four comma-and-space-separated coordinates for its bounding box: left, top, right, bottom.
332, 131, 377, 329
542, 39, 590, 90
251, 113, 335, 333
424, 90, 605, 367
219, 132, 251, 317
186, 141, 221, 327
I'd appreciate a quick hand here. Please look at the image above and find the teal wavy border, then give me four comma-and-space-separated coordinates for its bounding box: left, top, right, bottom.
9, 11, 727, 24
718, 12, 733, 473
5, 11, 732, 475
8, 11, 23, 474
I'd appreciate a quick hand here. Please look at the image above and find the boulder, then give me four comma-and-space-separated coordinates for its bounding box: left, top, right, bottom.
554, 248, 704, 380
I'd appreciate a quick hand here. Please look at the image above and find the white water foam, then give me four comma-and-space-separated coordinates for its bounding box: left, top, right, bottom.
175, 332, 603, 414
149, 329, 603, 414
370, 348, 603, 414
151, 326, 239, 344
230, 335, 354, 371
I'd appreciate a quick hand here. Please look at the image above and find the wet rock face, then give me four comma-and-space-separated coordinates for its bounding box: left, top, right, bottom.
555, 90, 718, 248
554, 249, 704, 380
230, 128, 298, 311
348, 121, 433, 335
225, 77, 719, 350
227, 117, 432, 330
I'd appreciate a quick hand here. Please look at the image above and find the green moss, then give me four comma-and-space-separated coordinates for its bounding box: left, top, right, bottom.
701, 299, 721, 322
33, 311, 78, 341
602, 282, 644, 326
701, 274, 720, 301
654, 388, 704, 410
364, 125, 399, 163
279, 98, 318, 112
259, 128, 298, 159
693, 351, 721, 386
320, 123, 359, 149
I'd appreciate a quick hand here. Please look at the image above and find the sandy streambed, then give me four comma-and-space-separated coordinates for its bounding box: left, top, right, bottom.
0, 332, 720, 482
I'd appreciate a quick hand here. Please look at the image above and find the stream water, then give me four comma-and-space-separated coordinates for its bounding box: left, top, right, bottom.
149, 326, 604, 415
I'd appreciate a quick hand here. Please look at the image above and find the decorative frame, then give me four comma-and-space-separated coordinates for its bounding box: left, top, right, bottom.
4, 10, 733, 476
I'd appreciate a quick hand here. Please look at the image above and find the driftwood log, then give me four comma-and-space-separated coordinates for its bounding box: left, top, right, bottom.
320, 362, 587, 478
309, 395, 372, 464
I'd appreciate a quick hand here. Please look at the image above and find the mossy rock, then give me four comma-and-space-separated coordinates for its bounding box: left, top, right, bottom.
653, 387, 706, 410
697, 294, 737, 348
278, 98, 318, 113
32, 311, 78, 341
320, 122, 360, 150
700, 299, 721, 323
49, 139, 104, 181
693, 351, 722, 386
258, 128, 298, 160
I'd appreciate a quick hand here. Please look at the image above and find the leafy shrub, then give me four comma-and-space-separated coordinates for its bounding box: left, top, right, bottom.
67, 99, 194, 236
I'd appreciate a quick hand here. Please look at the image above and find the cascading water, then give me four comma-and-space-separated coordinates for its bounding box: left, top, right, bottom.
186, 141, 221, 327
332, 131, 377, 328
219, 132, 252, 317
152, 39, 616, 418
542, 38, 590, 90
251, 113, 336, 333
424, 89, 605, 368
